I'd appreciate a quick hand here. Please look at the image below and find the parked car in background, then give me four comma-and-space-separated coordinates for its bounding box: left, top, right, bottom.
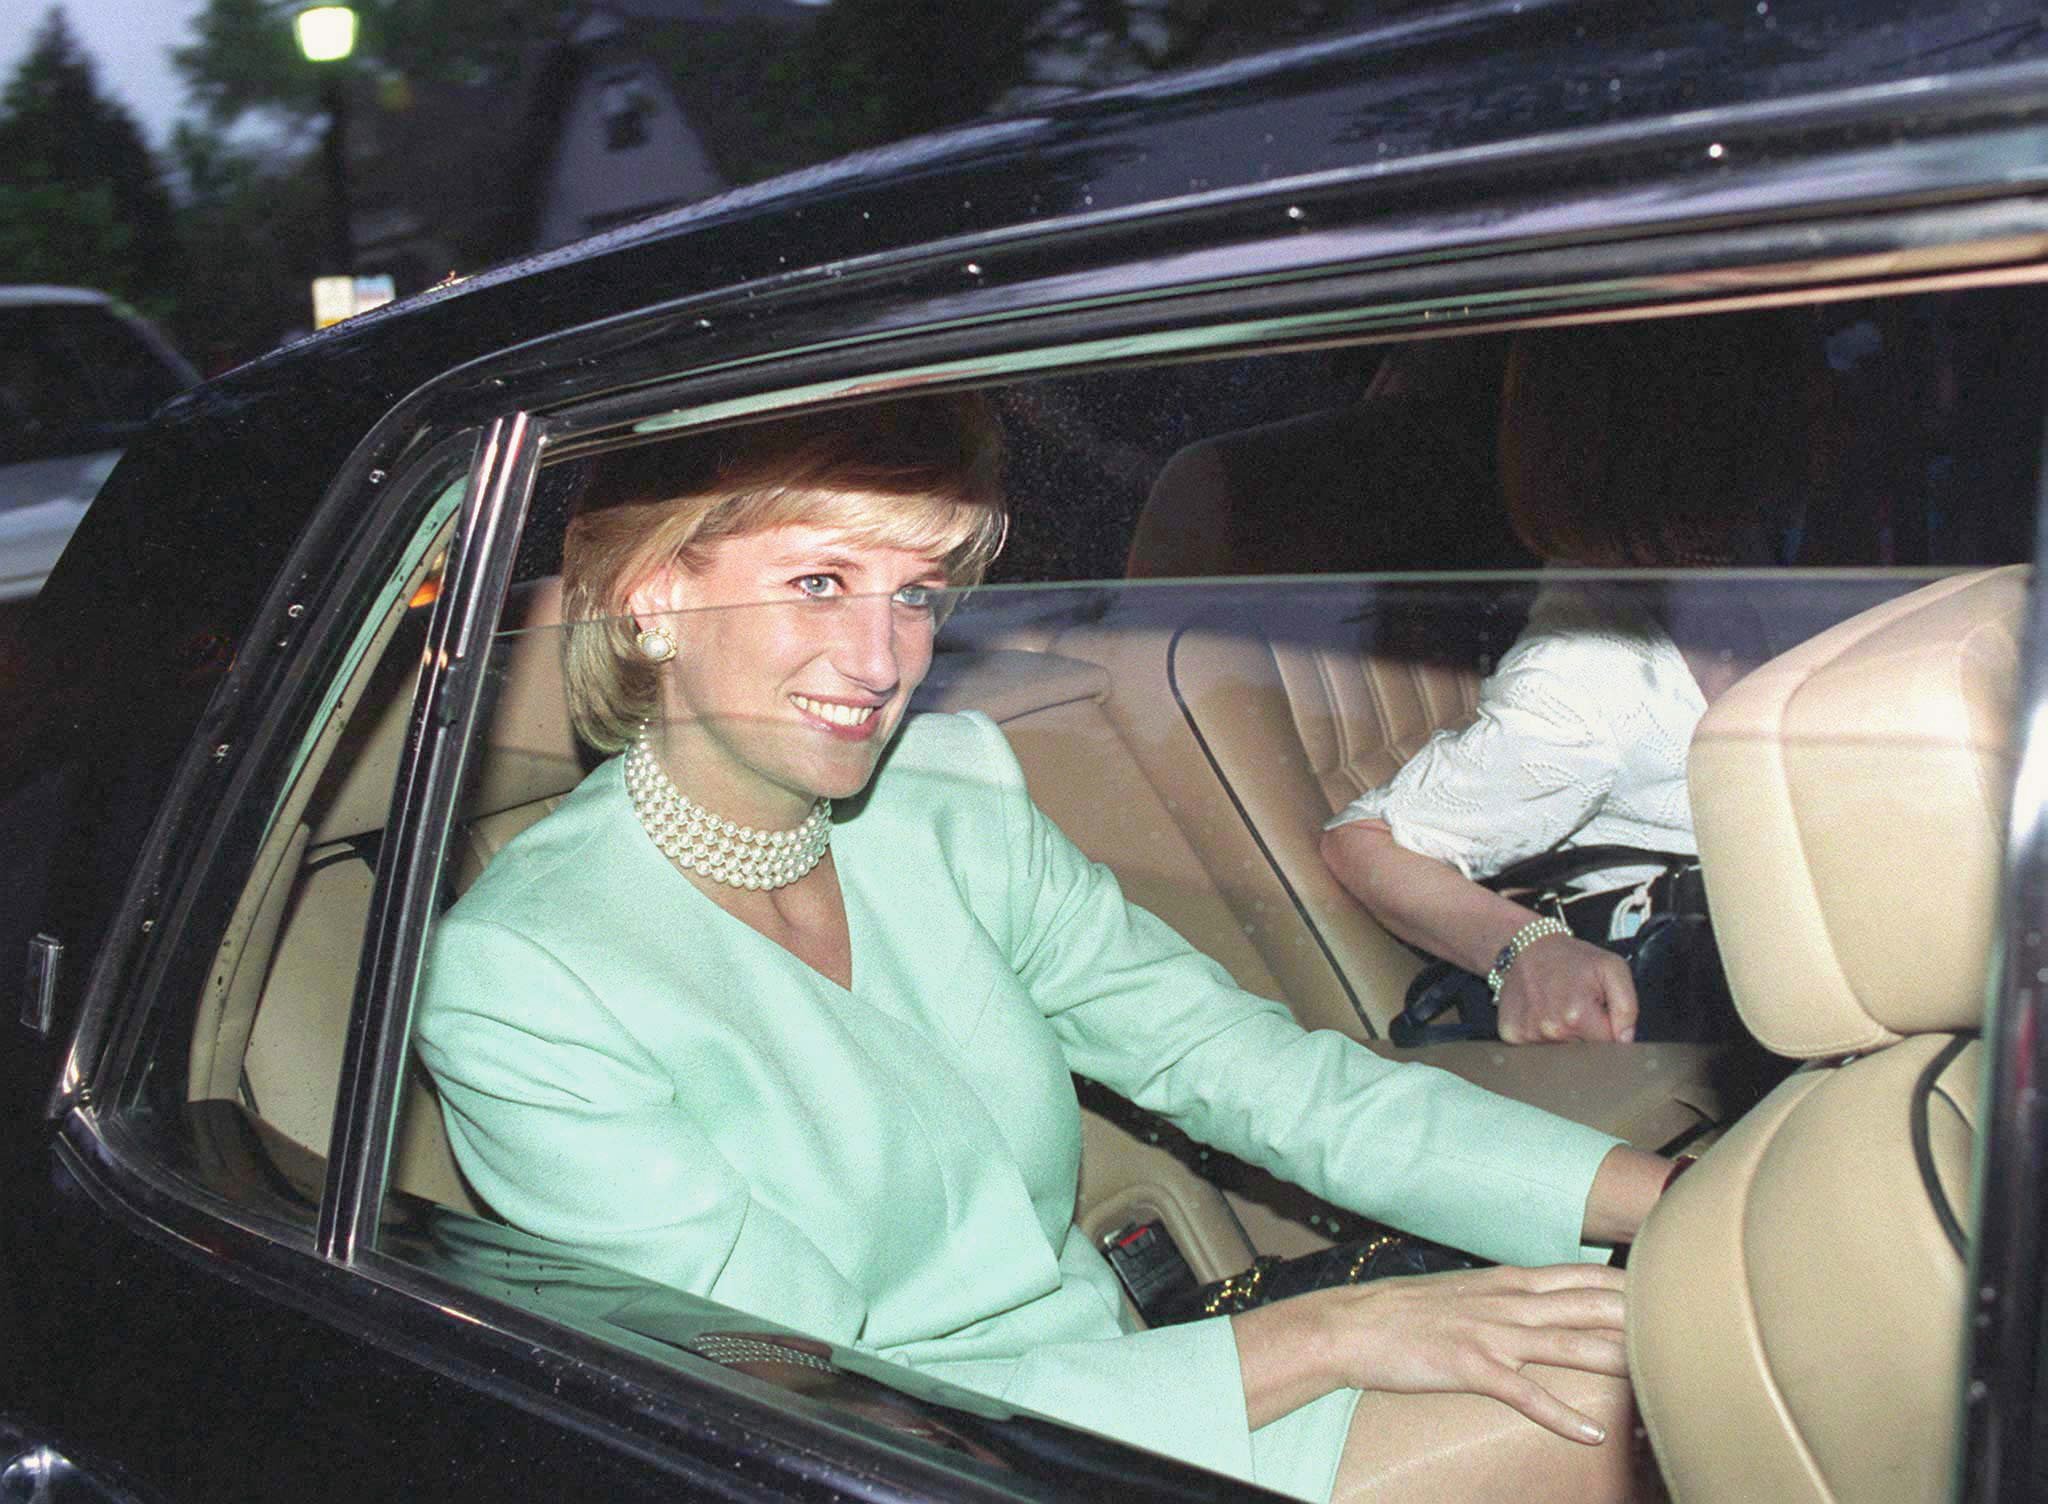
2, 3, 2046, 1501
0, 286, 197, 602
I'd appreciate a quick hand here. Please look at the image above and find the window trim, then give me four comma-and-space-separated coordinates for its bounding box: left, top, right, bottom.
1960, 396, 2048, 1503
543, 198, 2048, 463
319, 412, 546, 1262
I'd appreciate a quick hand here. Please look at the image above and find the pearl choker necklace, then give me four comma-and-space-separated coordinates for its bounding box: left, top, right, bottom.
623, 735, 831, 890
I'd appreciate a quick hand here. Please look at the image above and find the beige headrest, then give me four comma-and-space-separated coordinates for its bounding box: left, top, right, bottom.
465, 576, 586, 818
1691, 566, 2024, 1056
307, 577, 581, 842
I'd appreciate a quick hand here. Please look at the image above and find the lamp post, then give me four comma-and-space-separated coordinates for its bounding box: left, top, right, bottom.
294, 5, 359, 278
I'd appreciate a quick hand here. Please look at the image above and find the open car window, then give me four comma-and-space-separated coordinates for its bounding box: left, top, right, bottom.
129, 279, 2045, 1496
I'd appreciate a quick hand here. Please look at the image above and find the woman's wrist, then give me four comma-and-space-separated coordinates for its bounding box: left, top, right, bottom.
1580, 1144, 1672, 1245
1231, 1287, 1353, 1428
1487, 914, 1573, 998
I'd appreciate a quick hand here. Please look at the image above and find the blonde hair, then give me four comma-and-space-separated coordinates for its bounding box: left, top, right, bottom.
560, 392, 1007, 753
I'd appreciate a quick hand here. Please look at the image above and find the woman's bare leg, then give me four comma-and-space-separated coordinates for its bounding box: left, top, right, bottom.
1329, 1365, 1639, 1504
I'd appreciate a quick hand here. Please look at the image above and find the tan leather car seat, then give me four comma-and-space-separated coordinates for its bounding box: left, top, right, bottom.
1055, 594, 1495, 1037
1045, 589, 1724, 1186
1628, 564, 2023, 1503
232, 582, 581, 1218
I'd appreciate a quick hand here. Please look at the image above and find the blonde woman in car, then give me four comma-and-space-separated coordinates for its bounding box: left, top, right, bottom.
416, 393, 1674, 1503
1321, 316, 1806, 1047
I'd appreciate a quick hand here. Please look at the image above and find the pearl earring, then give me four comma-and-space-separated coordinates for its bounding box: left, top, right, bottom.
636, 625, 677, 663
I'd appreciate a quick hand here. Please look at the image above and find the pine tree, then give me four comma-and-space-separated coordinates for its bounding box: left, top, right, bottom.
0, 7, 180, 311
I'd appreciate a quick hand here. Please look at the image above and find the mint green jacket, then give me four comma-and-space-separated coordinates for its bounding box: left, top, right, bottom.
416, 711, 1619, 1500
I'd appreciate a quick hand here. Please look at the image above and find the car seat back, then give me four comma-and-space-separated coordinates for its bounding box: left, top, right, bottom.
1055, 588, 1509, 1037
1628, 564, 2023, 1503
231, 580, 580, 1219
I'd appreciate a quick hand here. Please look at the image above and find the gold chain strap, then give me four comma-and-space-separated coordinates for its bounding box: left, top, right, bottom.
1199, 1232, 1413, 1317
1200, 1257, 1276, 1316
1345, 1232, 1403, 1282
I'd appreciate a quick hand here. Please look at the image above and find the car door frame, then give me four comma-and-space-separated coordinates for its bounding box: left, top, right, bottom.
27, 112, 2048, 1501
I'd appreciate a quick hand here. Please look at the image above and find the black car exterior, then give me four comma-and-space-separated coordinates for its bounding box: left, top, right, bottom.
4, 2, 2048, 1500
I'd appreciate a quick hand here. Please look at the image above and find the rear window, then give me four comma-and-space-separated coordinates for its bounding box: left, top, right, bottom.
0, 301, 193, 465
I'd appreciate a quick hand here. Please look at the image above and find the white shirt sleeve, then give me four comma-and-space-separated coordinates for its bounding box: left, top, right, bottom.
1325, 588, 1694, 879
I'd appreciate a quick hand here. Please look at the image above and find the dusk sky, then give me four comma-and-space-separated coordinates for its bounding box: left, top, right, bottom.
7, 0, 211, 149
6, 0, 835, 153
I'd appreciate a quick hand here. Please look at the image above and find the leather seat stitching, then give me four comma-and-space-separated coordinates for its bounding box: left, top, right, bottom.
1166, 620, 1370, 1032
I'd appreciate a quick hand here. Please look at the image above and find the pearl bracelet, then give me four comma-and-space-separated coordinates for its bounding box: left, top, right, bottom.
1485, 915, 1572, 999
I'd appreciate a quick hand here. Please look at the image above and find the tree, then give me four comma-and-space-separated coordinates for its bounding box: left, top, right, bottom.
753, 0, 1401, 175
0, 8, 179, 310
161, 0, 1410, 313
166, 122, 329, 370
0, 178, 131, 292
787, 0, 1042, 148
172, 0, 583, 286
174, 0, 572, 127
172, 1, 1391, 187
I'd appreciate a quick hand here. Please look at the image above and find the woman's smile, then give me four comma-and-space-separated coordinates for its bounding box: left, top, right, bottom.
790, 692, 883, 738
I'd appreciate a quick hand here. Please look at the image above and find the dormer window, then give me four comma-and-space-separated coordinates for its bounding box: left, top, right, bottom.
601, 74, 651, 151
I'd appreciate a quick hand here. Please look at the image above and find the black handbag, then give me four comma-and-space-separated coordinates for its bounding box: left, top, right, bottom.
1151, 1227, 1486, 1326
1389, 845, 1736, 1046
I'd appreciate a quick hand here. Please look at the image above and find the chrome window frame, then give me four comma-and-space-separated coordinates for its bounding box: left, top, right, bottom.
1961, 412, 2048, 1503
318, 412, 544, 1261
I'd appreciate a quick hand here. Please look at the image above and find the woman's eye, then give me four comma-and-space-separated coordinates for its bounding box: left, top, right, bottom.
794, 574, 839, 598
894, 584, 936, 609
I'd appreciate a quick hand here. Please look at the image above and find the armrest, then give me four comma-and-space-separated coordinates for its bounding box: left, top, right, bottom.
1362, 1039, 1727, 1151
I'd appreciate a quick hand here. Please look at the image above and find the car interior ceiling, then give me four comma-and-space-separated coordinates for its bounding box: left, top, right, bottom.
169, 281, 2042, 1488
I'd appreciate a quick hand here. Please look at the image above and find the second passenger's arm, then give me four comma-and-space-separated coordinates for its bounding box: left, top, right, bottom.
1318, 818, 1639, 1044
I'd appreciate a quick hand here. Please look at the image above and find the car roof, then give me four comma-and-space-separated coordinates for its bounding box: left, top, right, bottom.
309, 0, 2048, 348
0, 286, 114, 309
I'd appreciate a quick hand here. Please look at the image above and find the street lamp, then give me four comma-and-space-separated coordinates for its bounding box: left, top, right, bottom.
292, 5, 358, 62
294, 5, 358, 278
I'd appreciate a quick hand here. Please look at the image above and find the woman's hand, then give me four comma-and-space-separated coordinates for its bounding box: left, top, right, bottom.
1497, 933, 1639, 1043
1233, 1263, 1628, 1441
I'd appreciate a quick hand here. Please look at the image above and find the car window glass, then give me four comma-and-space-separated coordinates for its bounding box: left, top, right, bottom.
371, 287, 2036, 1480
386, 556, 1979, 1477
990, 289, 2041, 582
0, 302, 193, 466
131, 281, 2044, 1489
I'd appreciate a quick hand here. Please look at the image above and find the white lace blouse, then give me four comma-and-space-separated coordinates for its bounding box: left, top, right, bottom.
1324, 584, 1706, 886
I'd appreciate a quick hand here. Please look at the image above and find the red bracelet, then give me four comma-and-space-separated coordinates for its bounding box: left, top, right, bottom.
1662, 1153, 1700, 1193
